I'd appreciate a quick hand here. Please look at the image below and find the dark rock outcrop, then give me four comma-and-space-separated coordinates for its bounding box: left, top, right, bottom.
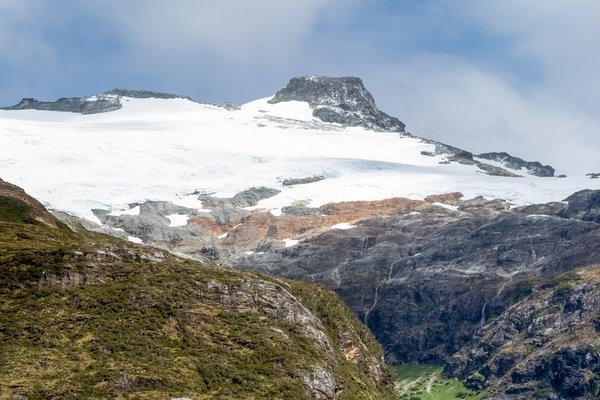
282, 176, 325, 186
2, 89, 194, 114
104, 89, 192, 101
446, 266, 600, 399
421, 143, 556, 178
560, 189, 600, 222
518, 201, 567, 217
476, 152, 555, 177
2, 95, 122, 114
269, 76, 406, 132
421, 141, 521, 177
199, 187, 281, 208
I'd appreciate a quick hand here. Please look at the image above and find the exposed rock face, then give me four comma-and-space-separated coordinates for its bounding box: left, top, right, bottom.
446, 266, 600, 399
518, 201, 566, 216
2, 95, 122, 114
92, 201, 213, 247
269, 76, 406, 132
235, 198, 600, 367
104, 89, 193, 101
476, 152, 555, 177
1, 89, 193, 114
560, 189, 600, 222
199, 186, 281, 208
282, 176, 325, 186
421, 141, 524, 177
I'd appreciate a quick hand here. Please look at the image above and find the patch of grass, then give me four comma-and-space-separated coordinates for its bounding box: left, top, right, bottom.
395, 364, 484, 400
0, 196, 38, 224
395, 364, 440, 381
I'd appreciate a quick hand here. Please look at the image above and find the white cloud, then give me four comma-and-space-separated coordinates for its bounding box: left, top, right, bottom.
458, 0, 600, 112
358, 1, 600, 175
0, 1, 56, 69
366, 55, 599, 175
85, 0, 342, 68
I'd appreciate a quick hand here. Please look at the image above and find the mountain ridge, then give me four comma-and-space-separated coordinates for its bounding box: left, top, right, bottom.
0, 76, 558, 178
1, 89, 194, 115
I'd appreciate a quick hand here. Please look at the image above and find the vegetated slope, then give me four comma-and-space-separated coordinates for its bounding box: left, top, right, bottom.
0, 179, 395, 399
236, 190, 600, 399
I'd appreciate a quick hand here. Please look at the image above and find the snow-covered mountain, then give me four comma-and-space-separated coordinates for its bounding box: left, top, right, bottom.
1, 76, 597, 227
5, 76, 600, 399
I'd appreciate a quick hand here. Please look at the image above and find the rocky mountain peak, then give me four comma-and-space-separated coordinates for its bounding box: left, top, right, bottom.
269, 76, 406, 132
1, 94, 122, 114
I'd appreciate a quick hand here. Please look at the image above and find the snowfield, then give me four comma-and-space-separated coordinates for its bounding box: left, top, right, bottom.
1, 95, 599, 223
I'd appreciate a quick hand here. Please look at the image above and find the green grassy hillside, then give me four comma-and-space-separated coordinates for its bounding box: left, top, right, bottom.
395, 364, 483, 400
0, 194, 396, 399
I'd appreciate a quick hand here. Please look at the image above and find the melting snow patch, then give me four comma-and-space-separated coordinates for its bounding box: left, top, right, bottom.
218, 232, 228, 239
283, 238, 299, 247
268, 207, 283, 217
109, 205, 140, 216
330, 222, 356, 230
432, 202, 459, 211
166, 214, 188, 227
244, 251, 255, 255
173, 194, 207, 210
127, 236, 143, 244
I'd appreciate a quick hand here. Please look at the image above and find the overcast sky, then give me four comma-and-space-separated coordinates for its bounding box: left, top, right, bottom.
1, 0, 598, 174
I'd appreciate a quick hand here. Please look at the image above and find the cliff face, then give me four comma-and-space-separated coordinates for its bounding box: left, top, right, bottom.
0, 181, 395, 399
229, 190, 600, 399
447, 266, 600, 399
